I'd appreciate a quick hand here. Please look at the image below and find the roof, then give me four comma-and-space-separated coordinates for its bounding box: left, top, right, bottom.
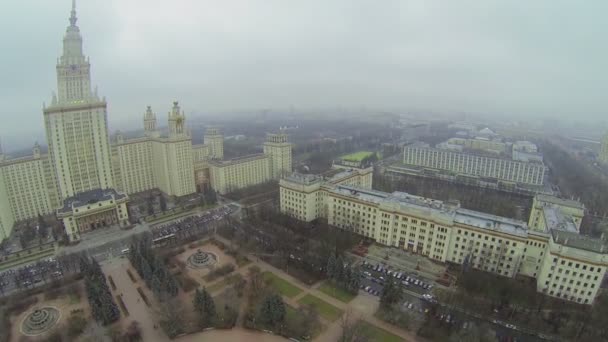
58, 188, 127, 214
552, 229, 608, 254
209, 153, 267, 166
331, 186, 528, 237
536, 194, 585, 210
542, 205, 579, 233
455, 209, 528, 237
406, 144, 545, 165
283, 173, 323, 186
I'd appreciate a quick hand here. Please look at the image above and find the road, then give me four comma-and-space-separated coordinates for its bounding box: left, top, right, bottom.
0, 203, 239, 298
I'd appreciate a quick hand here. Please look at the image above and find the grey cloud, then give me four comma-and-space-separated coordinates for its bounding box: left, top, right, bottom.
0, 0, 606, 149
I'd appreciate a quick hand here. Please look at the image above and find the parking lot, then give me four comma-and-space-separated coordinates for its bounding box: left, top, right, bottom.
152, 205, 234, 240
358, 260, 436, 306
0, 256, 66, 294
0, 204, 239, 297
356, 255, 543, 342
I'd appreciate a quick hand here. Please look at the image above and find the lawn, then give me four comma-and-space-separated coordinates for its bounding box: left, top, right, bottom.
318, 281, 356, 303
360, 321, 403, 342
340, 151, 374, 162
297, 294, 343, 322
263, 272, 303, 298
207, 274, 239, 293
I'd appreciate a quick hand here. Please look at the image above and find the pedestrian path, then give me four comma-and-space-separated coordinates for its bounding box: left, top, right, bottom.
212, 235, 424, 341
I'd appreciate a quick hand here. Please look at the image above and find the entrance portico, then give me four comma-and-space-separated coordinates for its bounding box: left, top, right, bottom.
57, 188, 129, 242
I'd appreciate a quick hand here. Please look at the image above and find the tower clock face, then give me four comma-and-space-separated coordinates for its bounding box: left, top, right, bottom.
70, 64, 77, 71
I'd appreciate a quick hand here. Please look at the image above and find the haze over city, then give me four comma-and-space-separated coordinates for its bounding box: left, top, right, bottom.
1, 2, 608, 342
1, 0, 607, 149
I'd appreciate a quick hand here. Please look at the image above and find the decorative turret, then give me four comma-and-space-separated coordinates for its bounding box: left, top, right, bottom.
204, 127, 224, 159
32, 142, 41, 158
168, 101, 186, 138
263, 132, 292, 179
143, 105, 159, 137
115, 131, 124, 144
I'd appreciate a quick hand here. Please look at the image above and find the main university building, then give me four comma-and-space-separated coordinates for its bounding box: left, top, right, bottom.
281, 168, 608, 305
0, 3, 291, 243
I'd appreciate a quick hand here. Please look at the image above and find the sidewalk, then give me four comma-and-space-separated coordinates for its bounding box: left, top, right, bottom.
214, 233, 424, 342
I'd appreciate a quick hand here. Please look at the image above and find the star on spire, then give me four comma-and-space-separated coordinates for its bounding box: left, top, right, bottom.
69, 0, 77, 26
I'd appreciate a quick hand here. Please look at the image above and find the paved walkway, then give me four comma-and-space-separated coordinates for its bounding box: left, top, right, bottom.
213, 235, 424, 342
103, 259, 166, 342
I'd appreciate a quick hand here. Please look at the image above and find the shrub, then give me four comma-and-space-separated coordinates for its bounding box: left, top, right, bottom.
204, 264, 235, 282
176, 273, 198, 292
67, 315, 88, 338
175, 259, 187, 270
44, 331, 64, 342
216, 305, 238, 329
123, 321, 143, 342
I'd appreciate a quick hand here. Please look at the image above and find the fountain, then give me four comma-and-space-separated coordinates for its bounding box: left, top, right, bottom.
187, 249, 218, 268
21, 307, 60, 336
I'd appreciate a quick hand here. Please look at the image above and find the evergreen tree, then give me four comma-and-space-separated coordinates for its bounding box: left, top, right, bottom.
335, 256, 345, 283
37, 214, 48, 239
326, 253, 337, 279
343, 264, 353, 288
259, 294, 286, 328
159, 195, 167, 212
380, 279, 403, 310
81, 257, 120, 325
194, 288, 216, 328
349, 265, 361, 293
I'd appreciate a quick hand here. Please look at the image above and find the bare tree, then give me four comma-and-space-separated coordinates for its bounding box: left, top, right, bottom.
338, 309, 369, 342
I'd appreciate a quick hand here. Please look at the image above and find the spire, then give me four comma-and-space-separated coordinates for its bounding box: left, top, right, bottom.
70, 0, 77, 27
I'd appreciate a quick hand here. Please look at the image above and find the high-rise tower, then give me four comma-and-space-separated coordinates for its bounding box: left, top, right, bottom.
43, 1, 114, 199
204, 127, 224, 159
263, 132, 292, 179
168, 101, 187, 138
144, 105, 159, 137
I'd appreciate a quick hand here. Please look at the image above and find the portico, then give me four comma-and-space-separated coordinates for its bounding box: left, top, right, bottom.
57, 188, 129, 242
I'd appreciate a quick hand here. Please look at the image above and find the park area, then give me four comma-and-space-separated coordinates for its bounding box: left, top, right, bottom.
318, 281, 356, 303
340, 151, 375, 162
1, 227, 414, 342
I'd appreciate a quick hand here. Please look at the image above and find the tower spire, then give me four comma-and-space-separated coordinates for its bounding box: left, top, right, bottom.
70, 0, 77, 27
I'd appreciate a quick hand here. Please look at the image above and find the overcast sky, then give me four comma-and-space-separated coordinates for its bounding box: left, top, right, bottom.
0, 0, 606, 149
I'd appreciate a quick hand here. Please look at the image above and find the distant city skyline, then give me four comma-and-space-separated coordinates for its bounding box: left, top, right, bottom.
1, 0, 607, 149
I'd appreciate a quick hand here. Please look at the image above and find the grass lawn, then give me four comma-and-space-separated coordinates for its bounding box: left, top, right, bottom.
360, 321, 403, 342
235, 254, 251, 267
263, 272, 303, 298
208, 274, 240, 293
207, 277, 231, 293
318, 281, 356, 303
297, 294, 343, 322
341, 151, 374, 162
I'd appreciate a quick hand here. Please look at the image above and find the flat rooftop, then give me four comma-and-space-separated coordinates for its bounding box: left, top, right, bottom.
552, 229, 608, 254
405, 144, 544, 165
209, 153, 266, 166
543, 205, 579, 233
332, 185, 528, 237
455, 208, 528, 237
537, 194, 585, 210
283, 173, 323, 185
